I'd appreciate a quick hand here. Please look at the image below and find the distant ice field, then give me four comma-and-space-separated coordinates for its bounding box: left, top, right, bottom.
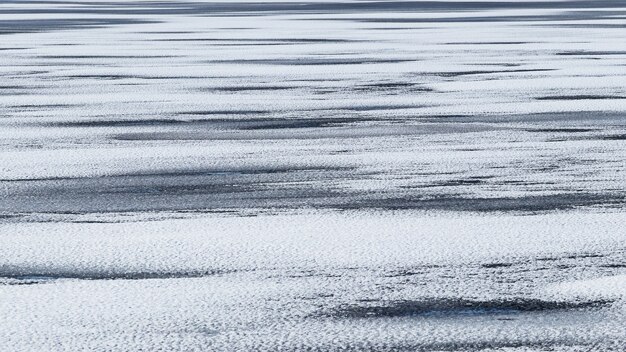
1, 0, 626, 351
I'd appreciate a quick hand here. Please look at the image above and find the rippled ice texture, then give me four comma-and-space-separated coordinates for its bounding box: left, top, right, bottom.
1, 0, 626, 351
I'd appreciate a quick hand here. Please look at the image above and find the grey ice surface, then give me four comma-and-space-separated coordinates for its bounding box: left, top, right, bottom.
1, 0, 626, 351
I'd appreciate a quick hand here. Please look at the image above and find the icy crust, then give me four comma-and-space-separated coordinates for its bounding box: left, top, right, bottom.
2, 0, 626, 350
0, 211, 625, 278
546, 275, 626, 303
2, 211, 626, 350
1, 271, 625, 351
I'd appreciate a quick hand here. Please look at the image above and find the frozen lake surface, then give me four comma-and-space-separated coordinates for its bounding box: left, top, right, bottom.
1, 0, 626, 351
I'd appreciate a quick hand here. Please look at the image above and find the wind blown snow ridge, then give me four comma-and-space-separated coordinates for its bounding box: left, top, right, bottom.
1, 0, 626, 351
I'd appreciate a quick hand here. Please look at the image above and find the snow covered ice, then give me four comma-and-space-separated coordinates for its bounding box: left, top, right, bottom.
1, 0, 626, 351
